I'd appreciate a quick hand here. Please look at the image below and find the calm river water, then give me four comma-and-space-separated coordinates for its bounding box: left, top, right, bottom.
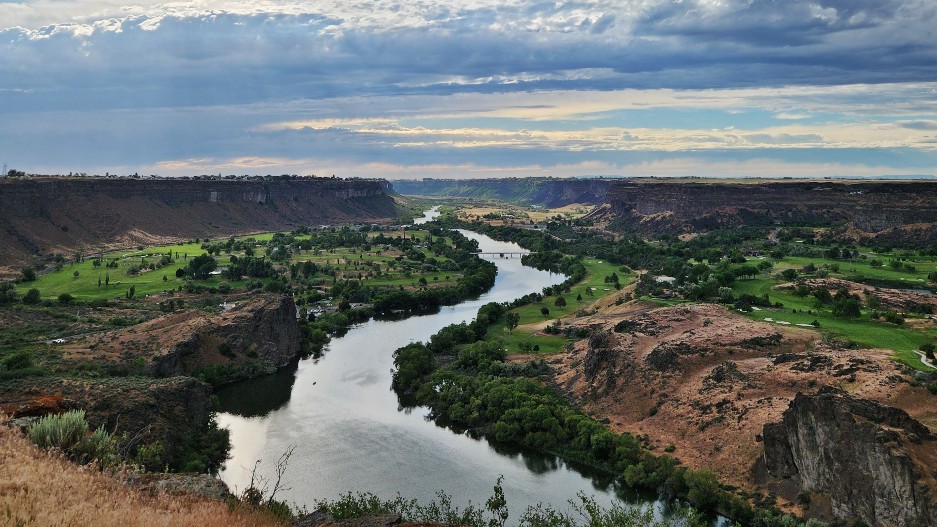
216, 209, 667, 518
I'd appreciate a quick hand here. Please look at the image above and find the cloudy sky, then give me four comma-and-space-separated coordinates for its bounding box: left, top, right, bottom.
1, 0, 936, 179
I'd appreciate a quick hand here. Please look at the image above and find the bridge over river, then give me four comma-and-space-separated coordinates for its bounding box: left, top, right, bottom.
474, 251, 533, 258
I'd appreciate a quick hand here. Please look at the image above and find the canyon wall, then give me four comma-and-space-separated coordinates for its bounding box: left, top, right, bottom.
0, 177, 399, 268
596, 180, 937, 243
391, 177, 612, 207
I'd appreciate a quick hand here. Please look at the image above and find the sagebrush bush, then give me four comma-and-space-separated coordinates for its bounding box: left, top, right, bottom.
28, 410, 88, 451
28, 410, 119, 467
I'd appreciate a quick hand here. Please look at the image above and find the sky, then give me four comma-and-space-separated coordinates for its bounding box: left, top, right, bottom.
1, 0, 936, 179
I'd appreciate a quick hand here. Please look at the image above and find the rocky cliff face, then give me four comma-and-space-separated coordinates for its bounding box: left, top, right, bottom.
0, 177, 399, 268
114, 295, 302, 380
763, 387, 937, 526
0, 376, 212, 462
595, 180, 937, 243
391, 177, 612, 207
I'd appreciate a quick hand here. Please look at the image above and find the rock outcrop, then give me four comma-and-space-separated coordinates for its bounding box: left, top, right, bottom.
0, 177, 398, 269
0, 376, 212, 462
150, 294, 303, 378
762, 387, 937, 526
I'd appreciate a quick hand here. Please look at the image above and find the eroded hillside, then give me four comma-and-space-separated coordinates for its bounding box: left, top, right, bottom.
0, 177, 399, 272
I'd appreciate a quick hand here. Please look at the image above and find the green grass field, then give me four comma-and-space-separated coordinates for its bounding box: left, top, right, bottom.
731, 276, 937, 370
14, 229, 464, 302
490, 258, 634, 354
773, 254, 937, 284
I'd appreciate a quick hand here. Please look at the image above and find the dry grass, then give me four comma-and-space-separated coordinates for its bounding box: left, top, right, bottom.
0, 421, 285, 527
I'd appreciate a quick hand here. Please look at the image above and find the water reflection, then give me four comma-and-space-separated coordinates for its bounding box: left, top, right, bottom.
215, 362, 299, 418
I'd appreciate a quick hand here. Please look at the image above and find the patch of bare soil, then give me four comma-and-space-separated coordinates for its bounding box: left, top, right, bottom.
549, 302, 935, 496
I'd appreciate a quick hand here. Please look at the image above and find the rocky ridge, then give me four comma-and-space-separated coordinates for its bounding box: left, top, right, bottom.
62, 293, 303, 382
545, 301, 937, 523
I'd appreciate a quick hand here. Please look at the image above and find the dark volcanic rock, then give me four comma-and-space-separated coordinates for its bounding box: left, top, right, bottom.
152, 294, 303, 379
596, 180, 937, 245
0, 376, 212, 462
0, 177, 398, 268
762, 387, 937, 526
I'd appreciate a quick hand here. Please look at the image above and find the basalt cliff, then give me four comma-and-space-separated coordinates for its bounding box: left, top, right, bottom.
762, 388, 937, 526
0, 177, 399, 270
593, 180, 937, 244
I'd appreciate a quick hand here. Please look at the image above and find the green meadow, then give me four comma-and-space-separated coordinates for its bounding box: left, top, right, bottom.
14, 229, 464, 302
489, 258, 634, 354
729, 256, 937, 370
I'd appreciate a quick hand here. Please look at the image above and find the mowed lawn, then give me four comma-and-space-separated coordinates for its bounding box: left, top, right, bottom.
14, 230, 467, 302
488, 258, 634, 354
15, 246, 237, 302
731, 276, 937, 370
773, 254, 937, 284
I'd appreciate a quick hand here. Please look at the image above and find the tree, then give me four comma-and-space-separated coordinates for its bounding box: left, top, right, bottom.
554, 296, 567, 308
186, 254, 217, 279
831, 296, 861, 318
505, 312, 520, 333
23, 288, 41, 305
576, 293, 583, 302
58, 293, 74, 304
540, 307, 550, 317
73, 270, 80, 279
21, 267, 36, 282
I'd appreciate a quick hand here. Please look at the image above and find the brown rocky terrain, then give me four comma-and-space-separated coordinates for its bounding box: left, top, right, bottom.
591, 180, 937, 245
0, 177, 399, 274
61, 293, 302, 380
544, 301, 937, 522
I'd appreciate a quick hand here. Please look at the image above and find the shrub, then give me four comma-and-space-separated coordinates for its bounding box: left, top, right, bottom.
27, 409, 119, 467
21, 267, 37, 282
29, 410, 89, 451
23, 288, 41, 305
0, 282, 17, 304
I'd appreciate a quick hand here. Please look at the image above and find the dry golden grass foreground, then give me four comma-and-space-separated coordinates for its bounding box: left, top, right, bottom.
0, 421, 285, 527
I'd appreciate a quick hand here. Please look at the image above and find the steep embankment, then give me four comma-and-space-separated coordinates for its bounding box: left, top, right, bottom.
1, 376, 212, 464
763, 388, 937, 526
0, 419, 282, 527
593, 180, 937, 244
391, 177, 612, 207
0, 177, 399, 269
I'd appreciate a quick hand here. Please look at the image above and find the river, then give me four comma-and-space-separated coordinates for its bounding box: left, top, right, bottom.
216, 208, 665, 519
